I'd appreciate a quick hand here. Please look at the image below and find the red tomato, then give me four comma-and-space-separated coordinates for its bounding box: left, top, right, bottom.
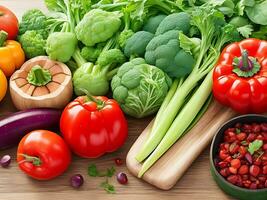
60, 95, 128, 158
0, 6, 18, 40
17, 130, 71, 180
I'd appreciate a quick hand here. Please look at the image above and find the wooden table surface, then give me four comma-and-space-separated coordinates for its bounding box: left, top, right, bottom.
0, 1, 233, 199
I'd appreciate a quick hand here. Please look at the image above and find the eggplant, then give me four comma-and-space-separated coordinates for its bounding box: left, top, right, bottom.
0, 108, 62, 150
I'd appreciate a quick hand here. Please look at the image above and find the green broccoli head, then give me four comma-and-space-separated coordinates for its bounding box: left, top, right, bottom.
111, 58, 172, 118
46, 32, 78, 63
73, 63, 110, 96
75, 9, 122, 46
155, 12, 191, 36
124, 31, 154, 58
81, 46, 102, 62
143, 15, 167, 34
19, 9, 48, 38
97, 49, 126, 67
145, 30, 195, 78
118, 29, 134, 49
18, 30, 46, 59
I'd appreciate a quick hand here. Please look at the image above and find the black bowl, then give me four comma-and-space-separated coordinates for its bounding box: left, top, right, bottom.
210, 114, 267, 200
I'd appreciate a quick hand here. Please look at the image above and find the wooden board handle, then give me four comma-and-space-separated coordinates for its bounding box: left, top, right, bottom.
126, 101, 236, 190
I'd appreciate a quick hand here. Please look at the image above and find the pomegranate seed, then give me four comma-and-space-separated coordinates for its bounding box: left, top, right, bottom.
236, 132, 247, 141
114, 158, 123, 166
231, 159, 241, 169
262, 132, 267, 141
229, 167, 238, 174
262, 154, 267, 161
250, 182, 257, 189
245, 153, 253, 165
218, 161, 228, 168
249, 175, 257, 182
236, 175, 243, 187
227, 175, 238, 184
263, 161, 267, 166
250, 165, 260, 177
220, 168, 230, 177
219, 150, 229, 160
258, 175, 267, 183
238, 165, 249, 175
263, 166, 267, 175
263, 144, 267, 151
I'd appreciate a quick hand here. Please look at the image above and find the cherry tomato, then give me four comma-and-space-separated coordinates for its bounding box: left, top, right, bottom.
0, 6, 18, 40
17, 130, 71, 180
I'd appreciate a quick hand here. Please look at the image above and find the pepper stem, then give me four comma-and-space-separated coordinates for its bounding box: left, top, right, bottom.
27, 65, 52, 86
0, 30, 8, 47
18, 154, 42, 166
79, 89, 105, 109
233, 50, 261, 78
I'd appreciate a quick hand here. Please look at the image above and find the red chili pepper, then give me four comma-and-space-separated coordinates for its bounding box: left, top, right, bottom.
60, 93, 128, 158
213, 38, 267, 113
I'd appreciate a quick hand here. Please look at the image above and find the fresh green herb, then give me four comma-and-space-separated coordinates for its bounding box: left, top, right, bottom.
100, 179, 116, 194
88, 164, 116, 177
248, 140, 263, 155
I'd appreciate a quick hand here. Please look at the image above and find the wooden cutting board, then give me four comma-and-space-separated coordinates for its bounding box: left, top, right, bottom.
126, 100, 237, 190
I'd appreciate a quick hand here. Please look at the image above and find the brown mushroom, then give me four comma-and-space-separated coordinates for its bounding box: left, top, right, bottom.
10, 56, 73, 110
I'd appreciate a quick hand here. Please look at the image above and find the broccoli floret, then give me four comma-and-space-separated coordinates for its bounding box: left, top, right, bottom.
124, 31, 154, 58
143, 15, 167, 34
155, 12, 191, 35
97, 49, 126, 67
19, 30, 46, 59
75, 9, 121, 46
19, 9, 48, 38
145, 30, 196, 78
81, 46, 102, 62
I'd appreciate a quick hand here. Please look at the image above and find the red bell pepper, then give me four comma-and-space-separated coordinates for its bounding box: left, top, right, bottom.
213, 38, 267, 113
60, 94, 128, 158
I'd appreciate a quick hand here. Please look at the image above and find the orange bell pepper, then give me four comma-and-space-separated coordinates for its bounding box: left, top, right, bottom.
0, 69, 7, 102
0, 30, 25, 77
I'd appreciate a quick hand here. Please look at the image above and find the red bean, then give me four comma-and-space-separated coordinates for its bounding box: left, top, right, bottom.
263, 144, 267, 151
249, 182, 257, 189
220, 168, 230, 177
227, 175, 238, 184
261, 123, 267, 132
237, 132, 247, 141
252, 124, 261, 133
231, 159, 241, 169
250, 165, 260, 177
247, 133, 256, 142
219, 150, 229, 160
263, 166, 267, 175
245, 153, 253, 165
229, 167, 238, 174
238, 165, 249, 175
218, 161, 228, 168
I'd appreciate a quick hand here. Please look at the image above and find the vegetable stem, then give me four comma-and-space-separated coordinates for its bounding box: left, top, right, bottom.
138, 70, 213, 177
0, 30, 8, 47
18, 153, 42, 166
26, 65, 52, 86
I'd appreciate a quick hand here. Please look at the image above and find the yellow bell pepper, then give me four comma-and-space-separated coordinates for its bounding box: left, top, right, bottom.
0, 69, 7, 102
0, 30, 25, 77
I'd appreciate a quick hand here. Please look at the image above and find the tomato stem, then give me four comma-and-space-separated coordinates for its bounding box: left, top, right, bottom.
27, 65, 52, 86
18, 153, 42, 166
0, 12, 3, 16
0, 30, 8, 47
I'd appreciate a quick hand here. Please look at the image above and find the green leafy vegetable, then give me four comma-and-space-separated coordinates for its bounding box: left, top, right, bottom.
245, 1, 267, 25
237, 24, 253, 38
248, 140, 263, 155
100, 179, 116, 194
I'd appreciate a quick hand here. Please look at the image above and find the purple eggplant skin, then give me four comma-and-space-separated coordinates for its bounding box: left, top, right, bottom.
0, 108, 62, 150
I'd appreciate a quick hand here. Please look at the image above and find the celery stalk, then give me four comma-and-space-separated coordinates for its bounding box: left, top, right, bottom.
138, 70, 213, 177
